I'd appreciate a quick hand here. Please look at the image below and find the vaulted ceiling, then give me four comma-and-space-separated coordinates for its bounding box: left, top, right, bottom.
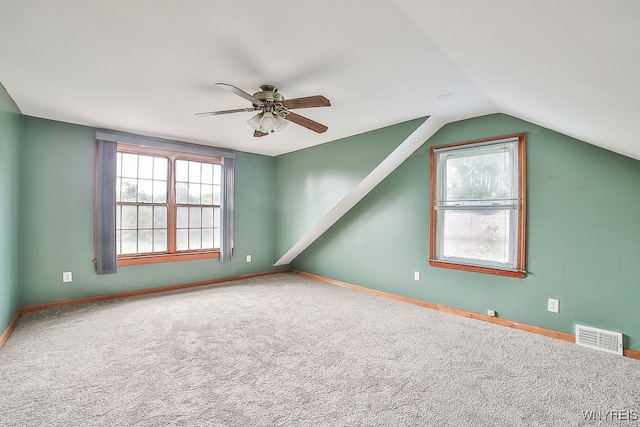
1, 1, 639, 158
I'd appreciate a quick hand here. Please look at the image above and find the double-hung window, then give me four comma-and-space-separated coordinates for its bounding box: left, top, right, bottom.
429, 134, 526, 278
115, 144, 222, 264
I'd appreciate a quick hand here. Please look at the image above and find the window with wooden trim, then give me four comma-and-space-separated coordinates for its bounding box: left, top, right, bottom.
115, 144, 222, 265
429, 134, 527, 278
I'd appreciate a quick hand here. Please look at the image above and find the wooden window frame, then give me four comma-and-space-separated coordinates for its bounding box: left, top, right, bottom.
429, 133, 527, 278
115, 143, 222, 266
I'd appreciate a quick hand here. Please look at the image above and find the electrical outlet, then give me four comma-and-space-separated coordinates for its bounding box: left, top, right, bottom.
487, 309, 496, 317
414, 271, 420, 281
246, 254, 252, 263
62, 271, 73, 283
547, 298, 559, 313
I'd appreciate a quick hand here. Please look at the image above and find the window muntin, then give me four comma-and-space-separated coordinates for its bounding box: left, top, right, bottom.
430, 134, 526, 278
115, 144, 222, 263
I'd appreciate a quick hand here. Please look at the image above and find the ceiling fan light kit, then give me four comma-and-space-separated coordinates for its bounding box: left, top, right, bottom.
197, 83, 330, 137
247, 111, 288, 134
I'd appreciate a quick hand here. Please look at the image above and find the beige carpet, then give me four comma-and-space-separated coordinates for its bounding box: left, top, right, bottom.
1, 272, 639, 426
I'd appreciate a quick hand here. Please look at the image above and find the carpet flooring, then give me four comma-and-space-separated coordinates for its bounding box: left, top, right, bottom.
1, 272, 639, 426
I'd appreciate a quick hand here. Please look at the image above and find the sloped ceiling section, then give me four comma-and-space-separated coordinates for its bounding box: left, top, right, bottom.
0, 1, 638, 159
396, 0, 640, 160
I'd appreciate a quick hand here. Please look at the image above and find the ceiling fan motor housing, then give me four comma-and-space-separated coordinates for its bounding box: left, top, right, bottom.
252, 85, 284, 105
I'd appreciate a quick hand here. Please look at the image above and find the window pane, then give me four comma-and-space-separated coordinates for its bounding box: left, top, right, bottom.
189, 161, 201, 183
201, 184, 213, 205
115, 178, 121, 202
439, 209, 510, 264
154, 229, 167, 252
138, 206, 153, 229
121, 230, 137, 254
442, 143, 515, 204
213, 185, 221, 205
154, 206, 167, 228
176, 182, 188, 204
214, 228, 220, 249
121, 179, 137, 202
202, 207, 214, 227
153, 157, 168, 180
116, 152, 122, 176
189, 229, 201, 250
214, 207, 220, 227
189, 207, 201, 227
202, 228, 214, 249
138, 230, 153, 253
188, 183, 200, 204
138, 179, 153, 203
121, 205, 137, 229
176, 207, 189, 228
213, 164, 222, 185
116, 230, 121, 255
153, 180, 166, 203
176, 160, 188, 182
116, 205, 121, 229
121, 153, 138, 178
176, 229, 188, 251
138, 155, 154, 179
201, 163, 213, 184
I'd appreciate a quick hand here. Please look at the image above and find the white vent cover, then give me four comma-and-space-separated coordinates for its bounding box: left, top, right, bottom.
575, 324, 623, 355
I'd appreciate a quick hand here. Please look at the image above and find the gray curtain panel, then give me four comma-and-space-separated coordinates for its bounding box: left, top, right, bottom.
95, 139, 118, 274
219, 157, 235, 263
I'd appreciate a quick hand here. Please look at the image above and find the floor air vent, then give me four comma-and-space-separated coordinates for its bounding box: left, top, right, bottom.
575, 324, 623, 355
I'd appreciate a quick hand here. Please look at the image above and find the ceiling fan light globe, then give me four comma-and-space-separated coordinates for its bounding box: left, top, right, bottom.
247, 113, 263, 131
273, 115, 288, 132
260, 112, 276, 132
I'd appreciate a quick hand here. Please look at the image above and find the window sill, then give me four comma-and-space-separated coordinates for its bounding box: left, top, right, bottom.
429, 260, 526, 279
117, 251, 220, 266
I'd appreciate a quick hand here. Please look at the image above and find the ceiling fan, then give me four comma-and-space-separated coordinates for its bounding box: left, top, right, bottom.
196, 83, 331, 137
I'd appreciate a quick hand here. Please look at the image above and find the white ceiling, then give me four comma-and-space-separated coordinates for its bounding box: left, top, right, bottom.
1, 1, 639, 158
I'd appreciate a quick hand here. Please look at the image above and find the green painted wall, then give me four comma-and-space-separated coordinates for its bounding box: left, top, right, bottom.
279, 114, 640, 350
274, 117, 426, 258
0, 84, 22, 333
19, 116, 281, 306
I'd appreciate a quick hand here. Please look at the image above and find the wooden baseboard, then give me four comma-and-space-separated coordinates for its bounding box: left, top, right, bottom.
292, 270, 640, 361
0, 311, 21, 349
21, 269, 287, 313
624, 348, 640, 360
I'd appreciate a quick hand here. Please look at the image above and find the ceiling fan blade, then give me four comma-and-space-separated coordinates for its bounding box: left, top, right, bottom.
195, 107, 257, 117
281, 95, 331, 110
285, 112, 328, 133
215, 83, 262, 105
254, 130, 268, 137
